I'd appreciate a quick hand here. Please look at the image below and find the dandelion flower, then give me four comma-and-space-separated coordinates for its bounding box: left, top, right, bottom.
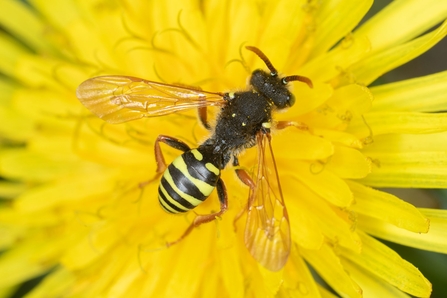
0, 0, 447, 297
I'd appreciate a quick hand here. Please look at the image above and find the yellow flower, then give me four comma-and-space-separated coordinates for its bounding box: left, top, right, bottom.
0, 0, 447, 297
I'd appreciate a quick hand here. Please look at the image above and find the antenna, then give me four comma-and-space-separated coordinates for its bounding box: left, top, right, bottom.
245, 46, 278, 76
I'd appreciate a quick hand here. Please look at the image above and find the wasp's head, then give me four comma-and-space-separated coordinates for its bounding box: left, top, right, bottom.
246, 46, 312, 110
249, 69, 296, 109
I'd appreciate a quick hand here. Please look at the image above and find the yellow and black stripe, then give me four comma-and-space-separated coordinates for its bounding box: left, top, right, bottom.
158, 148, 221, 214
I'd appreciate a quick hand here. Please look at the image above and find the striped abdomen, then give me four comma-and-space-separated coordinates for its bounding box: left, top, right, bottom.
158, 148, 221, 214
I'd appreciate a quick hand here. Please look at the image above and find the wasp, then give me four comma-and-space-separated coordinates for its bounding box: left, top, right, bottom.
76, 46, 312, 271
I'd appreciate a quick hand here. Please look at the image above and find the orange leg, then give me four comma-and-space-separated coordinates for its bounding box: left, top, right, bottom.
153, 135, 191, 173
275, 120, 309, 131
233, 156, 256, 189
166, 178, 228, 247
198, 104, 210, 130
139, 135, 191, 190
232, 156, 256, 230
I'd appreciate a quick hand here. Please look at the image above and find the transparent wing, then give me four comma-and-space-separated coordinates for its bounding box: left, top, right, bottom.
76, 75, 225, 124
244, 132, 291, 271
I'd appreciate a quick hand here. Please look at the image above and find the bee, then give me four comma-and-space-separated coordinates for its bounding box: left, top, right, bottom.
76, 46, 312, 271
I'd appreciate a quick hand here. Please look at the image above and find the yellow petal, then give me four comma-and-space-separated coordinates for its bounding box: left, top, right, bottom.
61, 225, 116, 271
0, 210, 25, 250
352, 20, 447, 85
0, 78, 16, 103
306, 0, 372, 59
99, 247, 141, 297
80, 243, 145, 297
301, 243, 362, 298
0, 105, 34, 141
285, 178, 324, 250
71, 21, 118, 69
370, 70, 447, 113
16, 267, 75, 298
326, 146, 370, 179
318, 284, 339, 298
0, 204, 63, 229
355, 0, 447, 52
14, 170, 118, 213
198, 266, 224, 297
0, 181, 27, 199
251, 1, 306, 65
284, 161, 353, 207
340, 232, 431, 297
359, 151, 447, 188
348, 112, 447, 138
257, 267, 284, 296
358, 209, 447, 254
362, 131, 447, 153
341, 258, 412, 298
298, 84, 372, 130
155, 231, 213, 297
347, 181, 429, 233
0, 149, 80, 182
25, 0, 77, 29
213, 215, 244, 297
300, 35, 371, 83
129, 239, 184, 297
0, 32, 30, 77
15, 55, 82, 90
312, 128, 363, 149
0, 0, 55, 53
280, 247, 321, 298
360, 132, 447, 188
281, 81, 333, 118
11, 88, 81, 130
276, 129, 334, 160
327, 84, 373, 115
75, 120, 154, 168
285, 178, 359, 251
0, 230, 77, 288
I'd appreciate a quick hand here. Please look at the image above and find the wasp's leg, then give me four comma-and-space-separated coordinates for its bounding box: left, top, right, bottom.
166, 178, 228, 247
198, 104, 211, 130
153, 134, 191, 173
275, 121, 309, 131
139, 135, 191, 189
232, 156, 256, 229
233, 156, 255, 189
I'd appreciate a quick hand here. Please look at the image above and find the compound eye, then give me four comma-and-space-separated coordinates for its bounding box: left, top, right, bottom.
274, 92, 294, 109
288, 94, 295, 107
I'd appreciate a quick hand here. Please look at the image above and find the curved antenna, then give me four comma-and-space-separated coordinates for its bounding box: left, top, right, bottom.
245, 46, 278, 76
282, 75, 313, 88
